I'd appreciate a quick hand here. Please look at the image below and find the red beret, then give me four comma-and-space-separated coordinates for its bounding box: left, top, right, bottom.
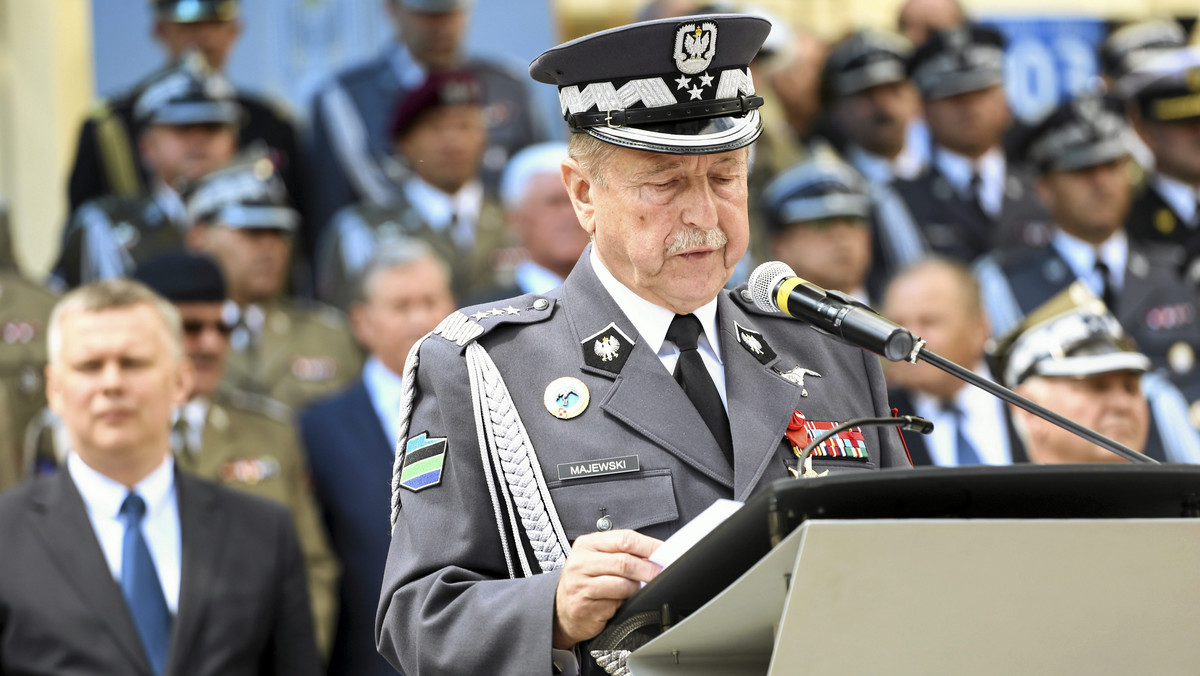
388, 69, 486, 140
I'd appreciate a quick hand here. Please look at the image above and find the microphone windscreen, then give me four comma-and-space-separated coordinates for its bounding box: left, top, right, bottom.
748, 261, 796, 313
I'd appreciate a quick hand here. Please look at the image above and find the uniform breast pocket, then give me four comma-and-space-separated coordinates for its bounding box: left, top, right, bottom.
548, 469, 679, 540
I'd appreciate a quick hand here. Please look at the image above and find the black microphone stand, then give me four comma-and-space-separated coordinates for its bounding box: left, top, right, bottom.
909, 342, 1155, 465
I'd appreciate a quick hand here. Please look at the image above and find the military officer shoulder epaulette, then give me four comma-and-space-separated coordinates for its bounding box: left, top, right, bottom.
430, 295, 557, 351
216, 385, 294, 424
281, 297, 351, 332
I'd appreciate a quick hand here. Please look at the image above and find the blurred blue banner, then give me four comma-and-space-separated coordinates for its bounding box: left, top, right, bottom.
980, 16, 1107, 123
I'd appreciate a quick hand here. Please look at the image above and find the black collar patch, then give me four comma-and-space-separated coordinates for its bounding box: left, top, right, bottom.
582, 322, 635, 374
734, 321, 776, 365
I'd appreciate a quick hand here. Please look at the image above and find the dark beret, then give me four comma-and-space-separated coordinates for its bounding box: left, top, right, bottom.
134, 251, 227, 303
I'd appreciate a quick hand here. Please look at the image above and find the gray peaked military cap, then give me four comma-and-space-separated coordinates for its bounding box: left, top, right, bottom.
760, 153, 872, 232
908, 24, 1005, 101
185, 152, 298, 231
134, 51, 242, 127
529, 14, 771, 154
1021, 95, 1128, 173
822, 29, 914, 98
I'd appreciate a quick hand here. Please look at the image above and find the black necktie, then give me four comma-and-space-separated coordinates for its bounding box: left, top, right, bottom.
969, 170, 990, 220
666, 314, 734, 467
1095, 260, 1117, 312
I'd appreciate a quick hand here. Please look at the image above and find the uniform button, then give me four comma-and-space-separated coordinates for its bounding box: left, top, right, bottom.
596, 515, 613, 531
533, 298, 550, 311
740, 289, 753, 303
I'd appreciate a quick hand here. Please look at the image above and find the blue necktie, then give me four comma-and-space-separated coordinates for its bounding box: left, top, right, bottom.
949, 406, 984, 467
119, 492, 172, 676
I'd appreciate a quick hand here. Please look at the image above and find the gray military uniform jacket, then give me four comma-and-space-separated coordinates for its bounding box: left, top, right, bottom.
376, 249, 909, 675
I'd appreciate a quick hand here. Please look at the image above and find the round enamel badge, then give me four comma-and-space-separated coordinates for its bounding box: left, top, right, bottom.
544, 377, 590, 420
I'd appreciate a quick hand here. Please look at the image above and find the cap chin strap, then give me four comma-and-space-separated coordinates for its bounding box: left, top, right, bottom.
566, 94, 762, 131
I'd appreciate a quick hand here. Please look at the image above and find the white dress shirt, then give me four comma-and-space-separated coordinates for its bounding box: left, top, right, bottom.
934, 146, 1006, 218
1151, 173, 1200, 228
590, 247, 728, 411
401, 176, 484, 247
362, 356, 406, 450
514, 261, 565, 295
172, 398, 209, 456
910, 363, 1013, 467
1051, 229, 1128, 297
68, 452, 182, 613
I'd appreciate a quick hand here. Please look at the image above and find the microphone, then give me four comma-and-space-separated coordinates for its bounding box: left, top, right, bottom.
749, 261, 916, 362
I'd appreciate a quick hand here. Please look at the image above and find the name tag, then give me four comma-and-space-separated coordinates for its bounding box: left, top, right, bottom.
557, 455, 640, 481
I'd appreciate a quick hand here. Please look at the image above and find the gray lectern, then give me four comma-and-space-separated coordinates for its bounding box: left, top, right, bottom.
593, 465, 1200, 675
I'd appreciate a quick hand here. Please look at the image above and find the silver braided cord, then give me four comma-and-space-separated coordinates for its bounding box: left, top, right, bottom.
389, 333, 431, 530
469, 343, 571, 573
390, 312, 485, 529
467, 343, 520, 579
591, 650, 632, 676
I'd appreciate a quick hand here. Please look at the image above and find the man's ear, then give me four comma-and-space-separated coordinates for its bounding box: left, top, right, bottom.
561, 158, 597, 236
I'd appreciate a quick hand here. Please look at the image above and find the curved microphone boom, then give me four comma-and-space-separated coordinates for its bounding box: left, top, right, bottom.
749, 261, 916, 362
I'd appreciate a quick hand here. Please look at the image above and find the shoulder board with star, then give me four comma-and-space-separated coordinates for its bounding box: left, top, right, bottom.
431, 295, 558, 351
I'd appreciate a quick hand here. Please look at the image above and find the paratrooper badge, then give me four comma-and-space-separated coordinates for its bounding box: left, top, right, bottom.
582, 322, 635, 374
734, 321, 776, 365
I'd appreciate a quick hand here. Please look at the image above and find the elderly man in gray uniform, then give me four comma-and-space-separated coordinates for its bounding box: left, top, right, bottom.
376, 15, 910, 676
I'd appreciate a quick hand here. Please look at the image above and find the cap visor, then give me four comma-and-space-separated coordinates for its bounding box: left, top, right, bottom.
148, 101, 242, 127
1049, 139, 1129, 172
1033, 352, 1151, 380
921, 70, 1002, 100
219, 205, 298, 232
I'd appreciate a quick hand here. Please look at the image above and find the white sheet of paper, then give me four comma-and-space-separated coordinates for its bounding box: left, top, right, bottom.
647, 498, 744, 579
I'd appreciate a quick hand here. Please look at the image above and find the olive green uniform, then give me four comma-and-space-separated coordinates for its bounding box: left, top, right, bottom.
174, 387, 340, 656
0, 271, 55, 491
224, 299, 363, 411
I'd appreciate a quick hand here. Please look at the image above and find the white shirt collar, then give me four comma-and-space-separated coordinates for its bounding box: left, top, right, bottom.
401, 177, 484, 245
68, 450, 175, 521
152, 180, 187, 228
362, 356, 405, 449
846, 140, 925, 185
910, 362, 1012, 466
386, 42, 427, 90
589, 246, 722, 365
515, 261, 565, 295
1152, 173, 1200, 227
935, 146, 1006, 216
1051, 228, 1128, 292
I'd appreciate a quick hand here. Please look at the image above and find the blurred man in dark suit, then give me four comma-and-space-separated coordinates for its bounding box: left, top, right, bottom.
300, 241, 454, 676
883, 258, 1023, 467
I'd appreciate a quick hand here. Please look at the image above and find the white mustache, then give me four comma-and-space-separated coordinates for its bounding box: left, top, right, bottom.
665, 228, 727, 255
